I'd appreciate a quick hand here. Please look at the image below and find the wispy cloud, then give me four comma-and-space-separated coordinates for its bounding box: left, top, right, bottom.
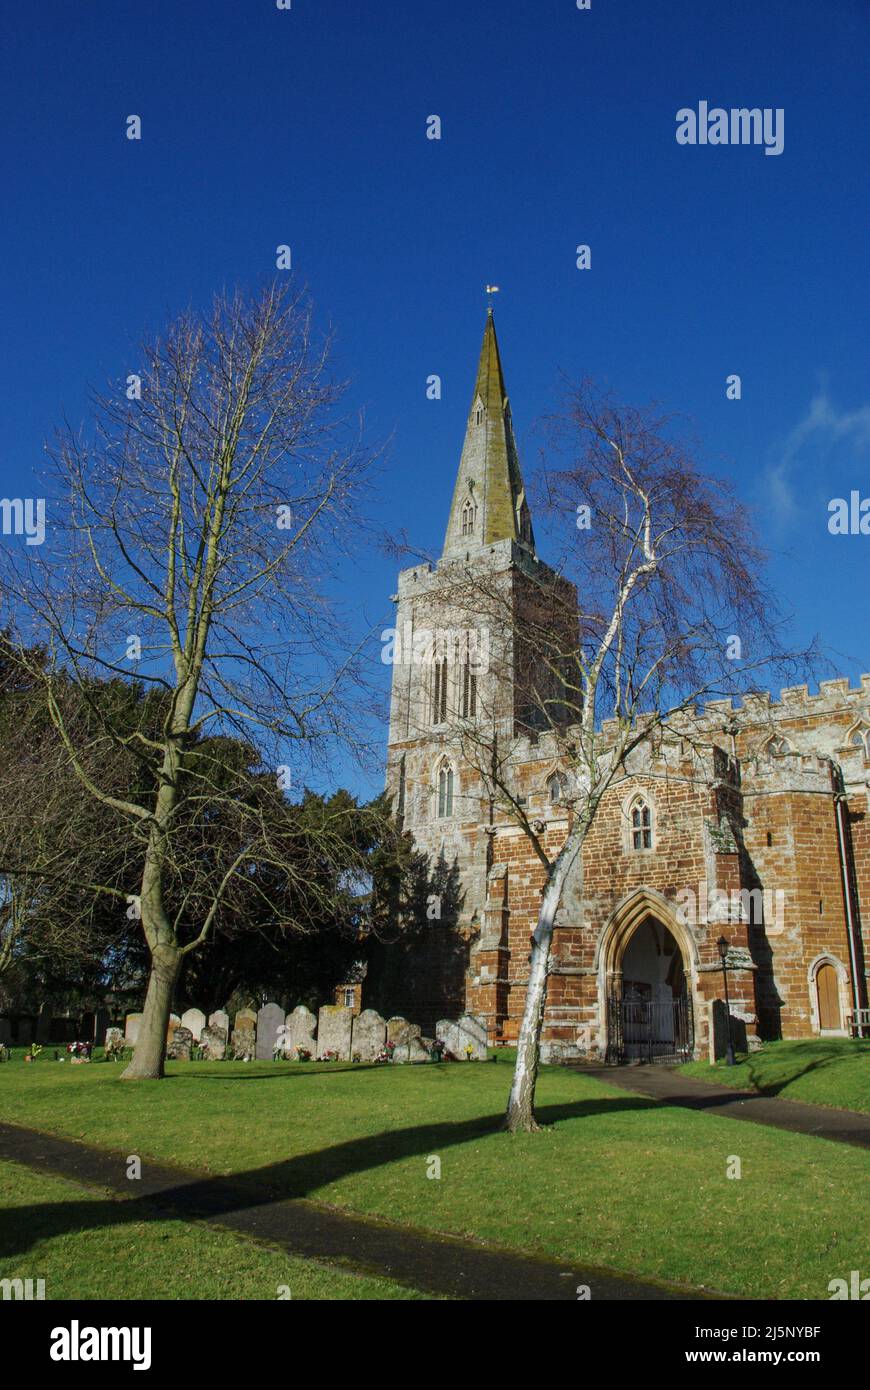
766, 389, 870, 522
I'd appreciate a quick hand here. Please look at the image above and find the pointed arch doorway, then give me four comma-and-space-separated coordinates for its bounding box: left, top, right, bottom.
599, 897, 696, 1063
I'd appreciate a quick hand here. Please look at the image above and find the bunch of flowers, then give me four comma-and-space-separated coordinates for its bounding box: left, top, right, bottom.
295, 1046, 312, 1062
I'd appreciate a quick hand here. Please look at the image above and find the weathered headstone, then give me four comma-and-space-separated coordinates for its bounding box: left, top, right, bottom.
231, 1029, 255, 1060
351, 1009, 386, 1062
124, 1013, 142, 1047
0, 1018, 11, 1046
181, 1008, 206, 1042
208, 1009, 229, 1034
256, 1002, 285, 1060
166, 1025, 193, 1061
392, 1036, 429, 1064
201, 1024, 227, 1060
285, 1005, 317, 1058
316, 1005, 353, 1060
436, 1014, 488, 1061
708, 999, 748, 1063
386, 1016, 421, 1048
104, 1027, 125, 1060
93, 1008, 110, 1045
235, 1008, 257, 1032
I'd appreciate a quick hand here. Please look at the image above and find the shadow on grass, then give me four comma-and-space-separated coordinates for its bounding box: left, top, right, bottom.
705, 1044, 870, 1102
0, 1093, 658, 1260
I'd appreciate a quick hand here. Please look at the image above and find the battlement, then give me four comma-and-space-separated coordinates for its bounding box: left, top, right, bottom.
702, 675, 870, 722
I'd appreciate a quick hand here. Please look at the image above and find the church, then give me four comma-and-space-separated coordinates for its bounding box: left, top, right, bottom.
379, 313, 870, 1063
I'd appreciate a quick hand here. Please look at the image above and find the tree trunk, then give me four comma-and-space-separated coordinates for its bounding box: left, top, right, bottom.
120, 942, 182, 1080
503, 871, 563, 1133
504, 818, 589, 1134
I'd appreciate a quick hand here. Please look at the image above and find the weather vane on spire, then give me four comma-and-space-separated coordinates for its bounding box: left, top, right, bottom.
485, 283, 500, 313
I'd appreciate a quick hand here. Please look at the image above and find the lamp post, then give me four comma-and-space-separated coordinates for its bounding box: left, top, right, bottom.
716, 936, 736, 1066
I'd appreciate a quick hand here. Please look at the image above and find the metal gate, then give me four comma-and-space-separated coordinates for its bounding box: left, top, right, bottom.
606, 993, 694, 1064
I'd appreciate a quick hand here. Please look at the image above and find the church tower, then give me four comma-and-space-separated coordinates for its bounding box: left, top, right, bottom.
380, 312, 572, 1029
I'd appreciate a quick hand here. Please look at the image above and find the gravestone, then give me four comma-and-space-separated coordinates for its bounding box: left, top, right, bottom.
166, 1013, 181, 1043
286, 1005, 317, 1058
0, 1018, 11, 1046
93, 1008, 110, 1046
104, 1027, 125, 1060
124, 1013, 142, 1047
231, 1027, 255, 1061
209, 1009, 229, 1034
256, 1002, 285, 1060
274, 1023, 292, 1059
351, 1009, 386, 1062
392, 1036, 429, 1064
708, 1000, 748, 1063
166, 1026, 193, 1061
234, 1008, 257, 1032
316, 1005, 353, 1060
387, 1016, 421, 1048
201, 1024, 227, 1060
181, 1008, 206, 1042
436, 1014, 488, 1061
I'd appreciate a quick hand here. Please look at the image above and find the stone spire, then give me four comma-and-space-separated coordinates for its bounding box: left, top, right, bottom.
442, 311, 535, 559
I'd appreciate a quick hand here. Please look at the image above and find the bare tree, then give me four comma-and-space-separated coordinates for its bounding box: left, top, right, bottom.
1, 283, 377, 1078
443, 383, 814, 1131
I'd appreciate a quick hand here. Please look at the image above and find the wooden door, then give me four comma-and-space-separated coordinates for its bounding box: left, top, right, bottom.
817, 963, 841, 1031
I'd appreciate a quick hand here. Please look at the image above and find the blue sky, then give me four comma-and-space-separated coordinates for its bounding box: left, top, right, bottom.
1, 0, 868, 797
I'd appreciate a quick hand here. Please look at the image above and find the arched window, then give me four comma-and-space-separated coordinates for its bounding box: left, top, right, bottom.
475, 403, 484, 426
547, 772, 568, 806
460, 660, 477, 718
430, 655, 448, 725
766, 735, 792, 757
437, 764, 454, 818
848, 725, 869, 757
461, 497, 476, 537
630, 795, 652, 850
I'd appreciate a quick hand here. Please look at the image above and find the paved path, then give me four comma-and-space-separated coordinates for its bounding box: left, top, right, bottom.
0, 1120, 718, 1302
573, 1065, 870, 1148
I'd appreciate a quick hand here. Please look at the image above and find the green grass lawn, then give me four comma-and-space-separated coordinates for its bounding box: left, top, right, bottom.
0, 1157, 426, 1300
680, 1039, 870, 1113
1, 1051, 867, 1299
